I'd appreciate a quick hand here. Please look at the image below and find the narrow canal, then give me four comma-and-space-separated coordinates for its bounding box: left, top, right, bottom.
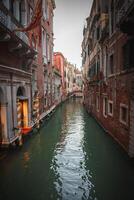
0, 99, 134, 200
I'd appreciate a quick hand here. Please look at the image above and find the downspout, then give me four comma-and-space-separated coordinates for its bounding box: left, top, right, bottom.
10, 73, 15, 136
30, 71, 33, 126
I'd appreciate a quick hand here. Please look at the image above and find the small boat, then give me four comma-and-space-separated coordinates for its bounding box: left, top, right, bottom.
21, 127, 32, 135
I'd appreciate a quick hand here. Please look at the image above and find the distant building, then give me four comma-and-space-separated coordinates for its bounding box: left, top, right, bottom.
82, 0, 134, 157
54, 52, 83, 99
52, 66, 62, 105
54, 52, 67, 101
75, 68, 83, 92
65, 61, 76, 96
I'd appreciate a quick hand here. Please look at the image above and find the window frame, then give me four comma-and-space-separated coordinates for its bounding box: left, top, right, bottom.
119, 103, 128, 126
96, 95, 100, 112
103, 96, 108, 118
108, 53, 114, 76
108, 100, 113, 117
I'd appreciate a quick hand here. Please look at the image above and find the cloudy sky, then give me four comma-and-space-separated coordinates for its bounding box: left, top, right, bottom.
54, 0, 93, 68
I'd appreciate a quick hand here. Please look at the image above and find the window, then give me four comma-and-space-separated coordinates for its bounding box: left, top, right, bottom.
18, 1, 25, 25
103, 97, 108, 117
108, 100, 113, 116
43, 0, 47, 19
110, 0, 115, 34
19, 2, 22, 24
96, 59, 100, 76
97, 26, 100, 40
44, 98, 47, 106
88, 62, 96, 78
122, 41, 134, 70
42, 29, 47, 57
103, 48, 108, 78
46, 2, 49, 20
123, 43, 130, 70
88, 45, 90, 56
28, 5, 33, 23
10, 0, 14, 15
96, 96, 99, 112
120, 104, 128, 125
47, 34, 50, 61
108, 54, 114, 75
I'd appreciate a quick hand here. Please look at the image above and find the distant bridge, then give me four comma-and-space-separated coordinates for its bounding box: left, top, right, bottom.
68, 90, 83, 97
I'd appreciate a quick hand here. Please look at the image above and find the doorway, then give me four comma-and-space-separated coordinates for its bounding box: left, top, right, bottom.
17, 87, 28, 128
19, 100, 28, 128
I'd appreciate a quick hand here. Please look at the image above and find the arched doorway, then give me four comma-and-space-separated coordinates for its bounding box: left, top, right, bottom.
16, 86, 28, 128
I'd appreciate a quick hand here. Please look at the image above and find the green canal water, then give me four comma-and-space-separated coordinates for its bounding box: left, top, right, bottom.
0, 98, 134, 200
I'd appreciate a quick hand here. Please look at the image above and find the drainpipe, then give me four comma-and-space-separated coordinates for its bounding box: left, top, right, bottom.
10, 73, 15, 136
30, 74, 33, 126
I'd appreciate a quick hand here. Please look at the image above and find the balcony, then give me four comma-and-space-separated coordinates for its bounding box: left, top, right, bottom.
98, 13, 109, 43
116, 0, 134, 34
99, 24, 109, 43
90, 12, 100, 31
87, 61, 103, 84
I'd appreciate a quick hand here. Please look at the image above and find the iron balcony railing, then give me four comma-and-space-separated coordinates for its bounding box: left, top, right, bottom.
90, 12, 100, 31
117, 0, 134, 25
0, 3, 29, 45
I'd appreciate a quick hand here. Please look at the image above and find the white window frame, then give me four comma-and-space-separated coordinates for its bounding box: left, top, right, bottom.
42, 28, 47, 57
120, 103, 128, 126
103, 96, 108, 118
108, 100, 113, 117
108, 52, 114, 76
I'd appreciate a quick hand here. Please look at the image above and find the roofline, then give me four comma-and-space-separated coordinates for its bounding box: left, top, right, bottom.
54, 52, 65, 59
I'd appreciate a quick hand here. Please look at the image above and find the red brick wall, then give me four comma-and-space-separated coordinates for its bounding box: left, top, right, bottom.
84, 33, 134, 152
54, 53, 66, 98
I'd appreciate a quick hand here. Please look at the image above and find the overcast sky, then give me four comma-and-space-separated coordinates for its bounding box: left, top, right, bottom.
54, 0, 93, 68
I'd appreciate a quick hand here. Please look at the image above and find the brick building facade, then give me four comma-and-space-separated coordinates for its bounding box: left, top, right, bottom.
0, 0, 55, 146
82, 0, 134, 157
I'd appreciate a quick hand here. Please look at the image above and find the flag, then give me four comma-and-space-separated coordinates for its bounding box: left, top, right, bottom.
15, 0, 42, 46
15, 0, 42, 32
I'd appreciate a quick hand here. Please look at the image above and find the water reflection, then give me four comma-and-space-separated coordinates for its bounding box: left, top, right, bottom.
50, 100, 96, 200
1, 99, 134, 200
23, 152, 30, 168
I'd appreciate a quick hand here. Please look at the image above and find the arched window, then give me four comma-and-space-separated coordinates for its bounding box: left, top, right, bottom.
17, 86, 25, 97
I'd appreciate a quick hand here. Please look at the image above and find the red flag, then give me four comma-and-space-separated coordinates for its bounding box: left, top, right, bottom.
14, 0, 42, 47
15, 0, 42, 32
